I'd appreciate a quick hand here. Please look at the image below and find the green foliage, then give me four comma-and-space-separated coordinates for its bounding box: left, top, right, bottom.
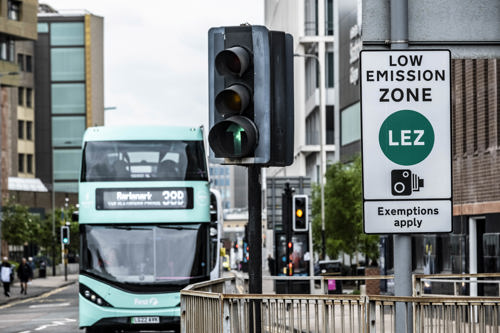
1, 197, 79, 259
1, 197, 39, 246
312, 155, 379, 264
40, 206, 79, 257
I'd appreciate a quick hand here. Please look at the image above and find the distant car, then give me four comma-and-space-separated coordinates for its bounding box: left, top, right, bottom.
222, 255, 230, 271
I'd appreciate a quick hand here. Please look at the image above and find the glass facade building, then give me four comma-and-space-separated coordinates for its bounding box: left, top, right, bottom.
35, 11, 104, 193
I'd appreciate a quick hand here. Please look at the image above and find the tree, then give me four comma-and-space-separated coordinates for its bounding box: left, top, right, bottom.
1, 197, 38, 246
312, 155, 379, 265
38, 205, 79, 260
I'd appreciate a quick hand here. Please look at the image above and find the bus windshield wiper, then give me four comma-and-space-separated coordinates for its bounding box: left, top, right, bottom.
111, 226, 150, 231
157, 225, 197, 231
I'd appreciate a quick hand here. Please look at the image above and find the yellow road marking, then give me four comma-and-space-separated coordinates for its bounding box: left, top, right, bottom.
0, 284, 72, 310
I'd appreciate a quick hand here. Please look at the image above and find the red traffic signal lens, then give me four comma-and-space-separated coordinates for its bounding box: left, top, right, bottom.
215, 46, 251, 77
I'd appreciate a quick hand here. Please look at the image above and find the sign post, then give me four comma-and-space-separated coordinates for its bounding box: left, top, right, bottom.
361, 50, 452, 234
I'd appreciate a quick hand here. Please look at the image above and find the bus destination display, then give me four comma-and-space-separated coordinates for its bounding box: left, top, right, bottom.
96, 188, 193, 210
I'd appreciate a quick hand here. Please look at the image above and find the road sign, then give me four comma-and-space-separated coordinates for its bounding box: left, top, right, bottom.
361, 50, 451, 234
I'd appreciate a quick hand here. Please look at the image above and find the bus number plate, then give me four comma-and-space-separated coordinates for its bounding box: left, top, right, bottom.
131, 316, 160, 324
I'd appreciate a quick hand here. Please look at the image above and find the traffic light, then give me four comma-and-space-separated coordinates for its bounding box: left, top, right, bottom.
61, 226, 70, 245
292, 195, 308, 232
208, 25, 294, 166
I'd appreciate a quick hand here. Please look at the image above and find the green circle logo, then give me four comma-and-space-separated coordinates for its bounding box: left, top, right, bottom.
379, 110, 434, 165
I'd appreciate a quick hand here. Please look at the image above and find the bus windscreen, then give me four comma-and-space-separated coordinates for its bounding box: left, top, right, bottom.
81, 224, 208, 287
82, 140, 208, 182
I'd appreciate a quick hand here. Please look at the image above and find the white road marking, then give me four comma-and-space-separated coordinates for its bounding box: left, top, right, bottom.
33, 318, 76, 331
29, 302, 70, 309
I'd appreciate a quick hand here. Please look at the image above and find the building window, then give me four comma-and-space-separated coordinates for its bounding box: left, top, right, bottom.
18, 154, 24, 173
304, 0, 318, 36
305, 56, 318, 99
52, 116, 86, 147
51, 83, 85, 114
51, 48, 85, 81
50, 22, 84, 46
27, 154, 33, 174
8, 1, 21, 21
326, 105, 334, 144
341, 102, 361, 146
326, 0, 334, 35
18, 120, 24, 139
0, 41, 7, 60
37, 23, 49, 33
306, 109, 320, 145
18, 87, 24, 106
53, 149, 81, 180
26, 88, 32, 107
17, 53, 24, 71
26, 55, 32, 72
326, 52, 334, 88
26, 121, 32, 140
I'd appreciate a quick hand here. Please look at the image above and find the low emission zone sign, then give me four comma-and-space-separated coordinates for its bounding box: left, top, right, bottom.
360, 50, 452, 234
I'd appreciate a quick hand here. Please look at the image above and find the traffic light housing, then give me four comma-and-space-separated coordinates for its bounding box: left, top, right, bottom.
208, 25, 294, 166
61, 226, 70, 245
292, 195, 308, 232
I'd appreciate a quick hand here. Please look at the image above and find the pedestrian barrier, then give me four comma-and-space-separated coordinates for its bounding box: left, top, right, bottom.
181, 274, 500, 333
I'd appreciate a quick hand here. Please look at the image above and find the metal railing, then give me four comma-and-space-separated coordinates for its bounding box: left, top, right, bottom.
414, 273, 500, 297
181, 274, 500, 333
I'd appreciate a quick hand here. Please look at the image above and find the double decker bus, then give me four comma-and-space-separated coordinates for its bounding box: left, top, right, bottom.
78, 126, 218, 333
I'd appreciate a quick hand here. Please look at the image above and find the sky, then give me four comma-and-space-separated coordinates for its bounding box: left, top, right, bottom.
42, 0, 264, 128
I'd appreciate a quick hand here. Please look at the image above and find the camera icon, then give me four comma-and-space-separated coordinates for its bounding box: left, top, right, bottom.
391, 169, 424, 196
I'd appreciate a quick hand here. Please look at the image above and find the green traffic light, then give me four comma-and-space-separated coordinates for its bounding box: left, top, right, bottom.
208, 116, 258, 159
227, 124, 244, 156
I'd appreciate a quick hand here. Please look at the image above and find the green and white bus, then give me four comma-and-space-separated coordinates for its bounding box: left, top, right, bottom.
78, 126, 219, 333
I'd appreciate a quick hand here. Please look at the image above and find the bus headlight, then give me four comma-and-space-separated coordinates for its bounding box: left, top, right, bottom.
80, 283, 112, 307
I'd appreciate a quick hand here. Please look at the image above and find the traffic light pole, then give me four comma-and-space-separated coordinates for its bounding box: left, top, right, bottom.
247, 165, 262, 333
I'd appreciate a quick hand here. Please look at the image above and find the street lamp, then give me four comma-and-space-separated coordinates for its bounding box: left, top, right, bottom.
0, 71, 19, 259
294, 53, 327, 260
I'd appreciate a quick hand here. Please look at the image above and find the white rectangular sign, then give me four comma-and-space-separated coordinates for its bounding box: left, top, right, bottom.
364, 200, 452, 233
360, 50, 451, 233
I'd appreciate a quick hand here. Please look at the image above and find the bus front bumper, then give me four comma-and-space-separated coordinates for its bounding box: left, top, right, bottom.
79, 295, 180, 331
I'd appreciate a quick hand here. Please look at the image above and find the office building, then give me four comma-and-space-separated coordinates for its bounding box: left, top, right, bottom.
0, 0, 38, 256
35, 5, 104, 193
265, 0, 336, 183
209, 164, 247, 210
266, 0, 500, 287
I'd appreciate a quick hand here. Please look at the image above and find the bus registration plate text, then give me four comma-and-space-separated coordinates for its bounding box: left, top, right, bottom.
131, 316, 160, 324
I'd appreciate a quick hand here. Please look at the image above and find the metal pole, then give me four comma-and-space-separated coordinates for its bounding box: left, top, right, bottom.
0, 84, 3, 260
52, 182, 56, 276
390, 0, 413, 332
293, 53, 327, 259
248, 165, 262, 333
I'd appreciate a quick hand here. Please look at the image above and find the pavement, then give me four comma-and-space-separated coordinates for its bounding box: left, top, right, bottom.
0, 273, 78, 306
